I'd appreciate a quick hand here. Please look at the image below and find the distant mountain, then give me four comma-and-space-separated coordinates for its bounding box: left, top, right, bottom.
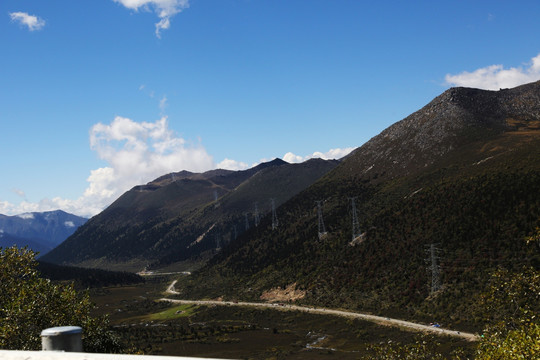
42, 158, 339, 270
179, 81, 540, 331
0, 232, 53, 255
0, 210, 87, 256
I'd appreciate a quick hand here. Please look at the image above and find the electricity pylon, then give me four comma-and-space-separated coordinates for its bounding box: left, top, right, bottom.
349, 197, 362, 241
215, 231, 221, 250
271, 198, 278, 230
254, 202, 260, 227
426, 243, 442, 294
244, 212, 250, 231
316, 200, 328, 240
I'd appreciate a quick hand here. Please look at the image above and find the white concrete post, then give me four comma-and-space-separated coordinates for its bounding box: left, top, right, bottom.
41, 326, 83, 352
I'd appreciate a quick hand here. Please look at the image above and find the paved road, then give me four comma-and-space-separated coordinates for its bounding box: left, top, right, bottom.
161, 281, 479, 341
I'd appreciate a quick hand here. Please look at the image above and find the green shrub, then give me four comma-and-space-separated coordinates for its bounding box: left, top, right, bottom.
0, 246, 122, 353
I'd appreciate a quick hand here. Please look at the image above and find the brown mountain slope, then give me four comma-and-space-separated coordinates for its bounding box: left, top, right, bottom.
42, 158, 339, 271
336, 81, 540, 181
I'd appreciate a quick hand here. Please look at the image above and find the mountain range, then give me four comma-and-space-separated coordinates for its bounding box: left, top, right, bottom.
176, 81, 540, 331
0, 210, 87, 256
42, 80, 540, 330
42, 158, 339, 270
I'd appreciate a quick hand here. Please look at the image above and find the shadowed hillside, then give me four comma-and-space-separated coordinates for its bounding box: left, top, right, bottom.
42, 158, 339, 271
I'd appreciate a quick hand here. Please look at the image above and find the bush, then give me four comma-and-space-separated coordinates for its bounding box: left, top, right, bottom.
476, 265, 540, 359
0, 246, 122, 352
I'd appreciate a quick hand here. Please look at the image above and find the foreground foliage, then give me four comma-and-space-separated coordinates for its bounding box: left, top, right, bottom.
476, 266, 539, 359
366, 337, 468, 360
0, 246, 122, 352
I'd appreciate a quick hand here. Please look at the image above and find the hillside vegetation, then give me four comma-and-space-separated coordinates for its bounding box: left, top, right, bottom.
37, 261, 143, 288
177, 82, 540, 332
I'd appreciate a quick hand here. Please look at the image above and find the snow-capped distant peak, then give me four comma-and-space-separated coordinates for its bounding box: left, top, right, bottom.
17, 213, 34, 220
64, 221, 75, 228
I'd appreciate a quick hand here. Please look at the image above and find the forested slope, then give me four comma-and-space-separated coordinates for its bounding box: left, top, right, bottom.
178, 82, 540, 332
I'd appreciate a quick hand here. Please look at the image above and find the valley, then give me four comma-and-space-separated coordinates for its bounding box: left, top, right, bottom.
89, 274, 478, 359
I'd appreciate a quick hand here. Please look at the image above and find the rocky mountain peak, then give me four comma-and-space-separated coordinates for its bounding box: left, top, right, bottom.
341, 81, 540, 179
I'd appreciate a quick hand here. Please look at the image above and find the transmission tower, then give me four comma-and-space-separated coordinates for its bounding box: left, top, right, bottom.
254, 202, 260, 227
425, 243, 442, 294
244, 212, 250, 231
271, 198, 278, 230
215, 231, 221, 250
316, 201, 328, 240
349, 197, 362, 241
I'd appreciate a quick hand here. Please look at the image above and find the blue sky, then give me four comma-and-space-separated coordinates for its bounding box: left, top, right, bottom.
2, 0, 540, 217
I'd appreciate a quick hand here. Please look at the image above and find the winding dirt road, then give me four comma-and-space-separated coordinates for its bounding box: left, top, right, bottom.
161, 280, 479, 341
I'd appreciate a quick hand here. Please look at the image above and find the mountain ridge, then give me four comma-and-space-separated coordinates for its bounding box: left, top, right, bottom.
42, 158, 339, 270
337, 81, 540, 181
0, 210, 87, 256
176, 81, 540, 331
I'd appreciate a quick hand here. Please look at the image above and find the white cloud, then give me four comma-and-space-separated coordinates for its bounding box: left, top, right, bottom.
113, 0, 190, 38
0, 114, 354, 218
9, 12, 46, 31
64, 221, 75, 228
217, 158, 249, 171
0, 116, 214, 218
82, 116, 214, 211
282, 152, 304, 163
159, 95, 168, 113
12, 188, 26, 199
283, 147, 355, 163
17, 213, 34, 220
445, 54, 540, 90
